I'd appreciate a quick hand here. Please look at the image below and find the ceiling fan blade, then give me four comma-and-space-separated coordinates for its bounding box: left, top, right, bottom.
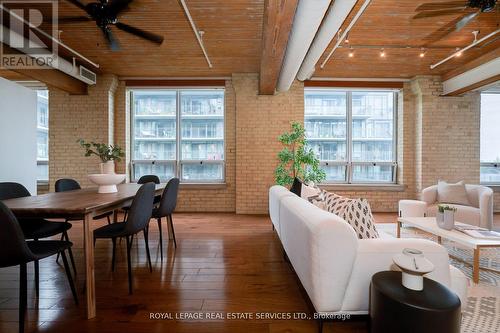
416, 1, 468, 11
64, 0, 88, 12
107, 0, 134, 16
58, 16, 92, 23
103, 27, 120, 51
115, 22, 164, 44
413, 8, 468, 19
455, 10, 480, 31
422, 15, 468, 45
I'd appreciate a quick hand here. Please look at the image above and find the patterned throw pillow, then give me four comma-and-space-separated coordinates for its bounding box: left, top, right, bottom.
322, 191, 379, 239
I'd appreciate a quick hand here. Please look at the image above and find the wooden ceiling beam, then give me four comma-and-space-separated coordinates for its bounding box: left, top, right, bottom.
1, 44, 87, 95
259, 0, 298, 95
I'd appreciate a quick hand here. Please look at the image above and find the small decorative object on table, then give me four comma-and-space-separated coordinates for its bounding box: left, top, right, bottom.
393, 248, 434, 291
436, 204, 456, 230
78, 139, 126, 193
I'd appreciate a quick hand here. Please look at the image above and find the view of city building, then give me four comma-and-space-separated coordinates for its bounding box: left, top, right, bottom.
304, 89, 396, 183
480, 91, 500, 184
36, 90, 49, 182
132, 89, 225, 182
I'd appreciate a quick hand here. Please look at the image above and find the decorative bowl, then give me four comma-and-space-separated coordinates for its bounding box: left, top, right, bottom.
88, 173, 126, 193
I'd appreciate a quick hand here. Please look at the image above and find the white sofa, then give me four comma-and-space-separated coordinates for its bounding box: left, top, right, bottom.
422, 184, 493, 230
269, 185, 468, 315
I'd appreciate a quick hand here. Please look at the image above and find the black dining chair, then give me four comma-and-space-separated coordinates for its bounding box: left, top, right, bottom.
123, 174, 160, 221
0, 201, 78, 333
152, 178, 180, 260
55, 178, 114, 224
0, 182, 77, 295
94, 182, 155, 294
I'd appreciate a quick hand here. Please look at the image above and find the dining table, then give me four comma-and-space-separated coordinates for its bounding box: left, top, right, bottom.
2, 182, 166, 319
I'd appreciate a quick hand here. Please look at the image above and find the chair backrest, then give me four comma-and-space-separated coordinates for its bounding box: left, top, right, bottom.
0, 201, 33, 267
55, 178, 81, 192
138, 175, 160, 184
0, 182, 31, 200
157, 178, 180, 217
124, 182, 155, 234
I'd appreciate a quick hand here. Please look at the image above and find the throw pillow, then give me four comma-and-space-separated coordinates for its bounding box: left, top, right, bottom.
301, 183, 321, 200
322, 191, 379, 239
437, 180, 470, 206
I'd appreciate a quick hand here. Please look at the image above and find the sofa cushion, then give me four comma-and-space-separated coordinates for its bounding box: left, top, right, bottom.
437, 180, 470, 206
301, 183, 321, 200
323, 191, 379, 239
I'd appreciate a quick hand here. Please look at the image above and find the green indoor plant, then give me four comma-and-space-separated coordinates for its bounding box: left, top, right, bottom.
275, 122, 326, 187
77, 139, 125, 174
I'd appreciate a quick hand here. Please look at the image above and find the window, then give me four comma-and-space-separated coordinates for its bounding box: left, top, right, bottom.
480, 91, 500, 184
131, 88, 225, 183
305, 89, 397, 184
36, 90, 49, 183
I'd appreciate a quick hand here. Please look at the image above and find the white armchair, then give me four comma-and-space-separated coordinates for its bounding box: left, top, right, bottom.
422, 184, 494, 230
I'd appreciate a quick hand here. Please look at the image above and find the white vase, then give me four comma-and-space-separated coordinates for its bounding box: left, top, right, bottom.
436, 211, 444, 223
100, 161, 115, 174
442, 210, 455, 230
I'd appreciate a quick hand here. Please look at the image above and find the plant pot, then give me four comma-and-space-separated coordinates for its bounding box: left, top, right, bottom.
436, 211, 444, 224
442, 210, 455, 230
100, 161, 115, 174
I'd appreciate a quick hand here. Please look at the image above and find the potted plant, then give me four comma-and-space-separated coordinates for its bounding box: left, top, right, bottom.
275, 122, 326, 187
437, 204, 456, 230
77, 139, 125, 174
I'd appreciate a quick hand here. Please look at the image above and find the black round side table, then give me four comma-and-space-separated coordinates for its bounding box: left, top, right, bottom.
370, 271, 461, 333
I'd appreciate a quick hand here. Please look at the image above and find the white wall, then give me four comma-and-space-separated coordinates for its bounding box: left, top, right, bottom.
0, 77, 38, 194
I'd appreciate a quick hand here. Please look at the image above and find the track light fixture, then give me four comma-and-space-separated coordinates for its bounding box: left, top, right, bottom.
379, 48, 385, 57
348, 46, 354, 57
344, 32, 350, 44
419, 48, 426, 58
455, 47, 462, 57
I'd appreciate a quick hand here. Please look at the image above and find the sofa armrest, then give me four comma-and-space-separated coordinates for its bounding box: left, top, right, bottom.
421, 185, 438, 205
478, 186, 494, 230
340, 238, 453, 312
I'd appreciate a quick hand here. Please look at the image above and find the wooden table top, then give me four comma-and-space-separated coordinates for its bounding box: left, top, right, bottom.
3, 183, 165, 218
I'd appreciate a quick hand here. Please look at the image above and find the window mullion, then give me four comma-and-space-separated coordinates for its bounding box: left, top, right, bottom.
176, 90, 181, 179
347, 91, 353, 184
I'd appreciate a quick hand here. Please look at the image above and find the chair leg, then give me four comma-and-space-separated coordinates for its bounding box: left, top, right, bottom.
34, 260, 39, 299
111, 237, 117, 272
123, 210, 128, 222
157, 218, 163, 261
19, 263, 27, 333
126, 235, 133, 294
63, 231, 77, 278
106, 214, 111, 225
60, 250, 78, 305
143, 227, 152, 273
56, 233, 64, 263
168, 214, 177, 248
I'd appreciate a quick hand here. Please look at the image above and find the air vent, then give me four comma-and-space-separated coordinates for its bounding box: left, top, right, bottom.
79, 66, 97, 85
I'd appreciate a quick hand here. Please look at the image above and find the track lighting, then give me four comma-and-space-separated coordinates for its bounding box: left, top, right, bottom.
379, 48, 385, 57
455, 47, 462, 57
344, 32, 349, 44
419, 48, 426, 58
348, 46, 354, 57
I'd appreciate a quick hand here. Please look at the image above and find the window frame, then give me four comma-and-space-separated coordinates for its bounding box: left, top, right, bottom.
304, 88, 398, 185
129, 87, 226, 184
480, 91, 500, 185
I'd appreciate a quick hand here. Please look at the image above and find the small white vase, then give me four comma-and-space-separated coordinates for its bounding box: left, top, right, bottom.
442, 210, 455, 230
436, 211, 444, 224
100, 161, 115, 174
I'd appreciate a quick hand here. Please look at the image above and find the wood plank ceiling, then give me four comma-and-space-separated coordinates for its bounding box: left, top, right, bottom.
2, 0, 499, 79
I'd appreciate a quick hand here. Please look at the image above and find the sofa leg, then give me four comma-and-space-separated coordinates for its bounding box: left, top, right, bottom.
318, 318, 323, 333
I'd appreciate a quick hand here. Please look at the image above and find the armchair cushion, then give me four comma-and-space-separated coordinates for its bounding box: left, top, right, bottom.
437, 180, 470, 206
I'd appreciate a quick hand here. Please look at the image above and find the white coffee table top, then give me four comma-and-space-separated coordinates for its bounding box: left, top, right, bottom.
398, 217, 500, 249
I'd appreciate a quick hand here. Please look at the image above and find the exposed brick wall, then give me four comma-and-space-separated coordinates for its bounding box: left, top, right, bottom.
49, 74, 118, 190
47, 74, 489, 213
233, 73, 304, 214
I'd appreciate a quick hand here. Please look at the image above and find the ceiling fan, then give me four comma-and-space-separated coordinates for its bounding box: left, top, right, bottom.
57, 0, 164, 51
413, 0, 498, 33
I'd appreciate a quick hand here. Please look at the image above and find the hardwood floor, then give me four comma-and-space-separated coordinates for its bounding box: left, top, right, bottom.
1, 212, 498, 333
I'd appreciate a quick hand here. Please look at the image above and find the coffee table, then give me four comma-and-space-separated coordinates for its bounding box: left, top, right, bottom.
397, 217, 500, 284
